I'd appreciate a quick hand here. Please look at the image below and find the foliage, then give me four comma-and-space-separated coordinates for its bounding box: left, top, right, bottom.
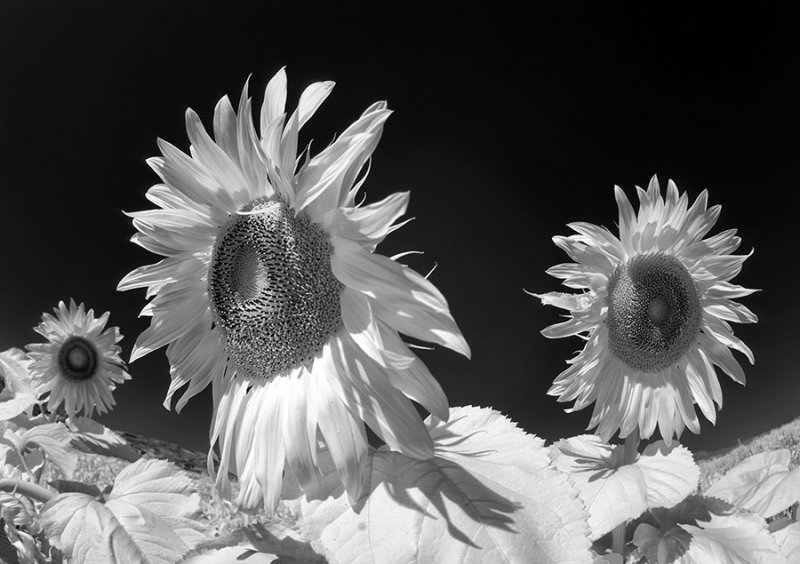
285, 406, 592, 563
3, 363, 800, 564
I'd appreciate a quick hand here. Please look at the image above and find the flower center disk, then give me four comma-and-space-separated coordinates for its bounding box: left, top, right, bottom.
208, 198, 342, 379
58, 336, 99, 382
606, 252, 701, 373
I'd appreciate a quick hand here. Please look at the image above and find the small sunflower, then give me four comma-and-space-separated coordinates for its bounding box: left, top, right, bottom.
536, 176, 756, 443
26, 300, 130, 417
119, 68, 469, 513
0, 349, 38, 421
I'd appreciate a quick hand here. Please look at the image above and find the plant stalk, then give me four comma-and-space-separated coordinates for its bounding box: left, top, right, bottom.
611, 430, 641, 556
0, 479, 54, 504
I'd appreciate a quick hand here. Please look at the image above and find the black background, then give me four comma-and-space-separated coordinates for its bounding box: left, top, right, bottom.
1, 2, 797, 455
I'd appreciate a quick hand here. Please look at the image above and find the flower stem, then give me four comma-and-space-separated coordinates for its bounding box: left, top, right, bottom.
0, 479, 54, 504
611, 430, 641, 556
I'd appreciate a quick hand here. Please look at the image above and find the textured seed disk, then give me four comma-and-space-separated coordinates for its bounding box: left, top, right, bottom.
58, 336, 99, 382
606, 252, 702, 373
208, 198, 342, 380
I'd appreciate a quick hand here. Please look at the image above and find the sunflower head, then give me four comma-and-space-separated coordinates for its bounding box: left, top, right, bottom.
208, 197, 343, 380
606, 251, 703, 373
536, 176, 756, 443
26, 300, 130, 417
119, 69, 469, 513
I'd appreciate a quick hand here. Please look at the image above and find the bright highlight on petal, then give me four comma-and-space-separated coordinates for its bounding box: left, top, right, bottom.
26, 300, 130, 418
536, 176, 756, 444
119, 68, 470, 514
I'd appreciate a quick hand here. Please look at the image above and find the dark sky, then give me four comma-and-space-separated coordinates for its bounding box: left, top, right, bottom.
1, 2, 797, 455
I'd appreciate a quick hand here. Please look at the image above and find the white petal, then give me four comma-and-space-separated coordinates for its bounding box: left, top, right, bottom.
260, 67, 287, 134
332, 237, 470, 357
329, 191, 410, 249
330, 335, 434, 460
309, 342, 368, 501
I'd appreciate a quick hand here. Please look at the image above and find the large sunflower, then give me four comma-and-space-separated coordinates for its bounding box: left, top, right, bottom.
536, 176, 756, 443
119, 69, 469, 512
26, 300, 130, 417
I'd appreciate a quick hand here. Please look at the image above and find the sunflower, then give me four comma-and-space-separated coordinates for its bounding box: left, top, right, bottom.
536, 176, 756, 443
119, 68, 469, 513
26, 300, 130, 417
0, 349, 39, 421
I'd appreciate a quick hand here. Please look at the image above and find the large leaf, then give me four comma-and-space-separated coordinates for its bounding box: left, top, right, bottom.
552, 435, 699, 540
678, 511, 786, 564
705, 449, 800, 519
772, 521, 800, 564
287, 406, 592, 564
637, 442, 700, 509
41, 458, 205, 564
67, 417, 140, 462
633, 495, 786, 564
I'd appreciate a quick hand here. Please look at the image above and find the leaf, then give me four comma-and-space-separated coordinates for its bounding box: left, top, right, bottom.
180, 548, 279, 563
15, 423, 76, 479
637, 441, 701, 509
179, 523, 324, 563
705, 449, 800, 519
772, 521, 800, 564
41, 458, 206, 564
590, 551, 624, 564
552, 435, 699, 540
633, 495, 786, 564
634, 521, 693, 564
287, 405, 592, 564
106, 458, 206, 546
67, 417, 140, 462
678, 511, 786, 564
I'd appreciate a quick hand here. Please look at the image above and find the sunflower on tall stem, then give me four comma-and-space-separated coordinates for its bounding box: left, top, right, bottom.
535, 176, 757, 557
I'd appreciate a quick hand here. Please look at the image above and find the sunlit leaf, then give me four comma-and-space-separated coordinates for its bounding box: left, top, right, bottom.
67, 416, 140, 462
106, 458, 206, 546
633, 495, 786, 564
41, 458, 205, 564
637, 441, 700, 509
771, 521, 800, 564
705, 449, 800, 519
678, 511, 786, 564
180, 548, 278, 563
552, 435, 699, 540
14, 422, 75, 479
287, 406, 592, 564
590, 551, 623, 564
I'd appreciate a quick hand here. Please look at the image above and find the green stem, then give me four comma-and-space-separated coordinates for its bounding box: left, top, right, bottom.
0, 479, 54, 504
611, 430, 641, 556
